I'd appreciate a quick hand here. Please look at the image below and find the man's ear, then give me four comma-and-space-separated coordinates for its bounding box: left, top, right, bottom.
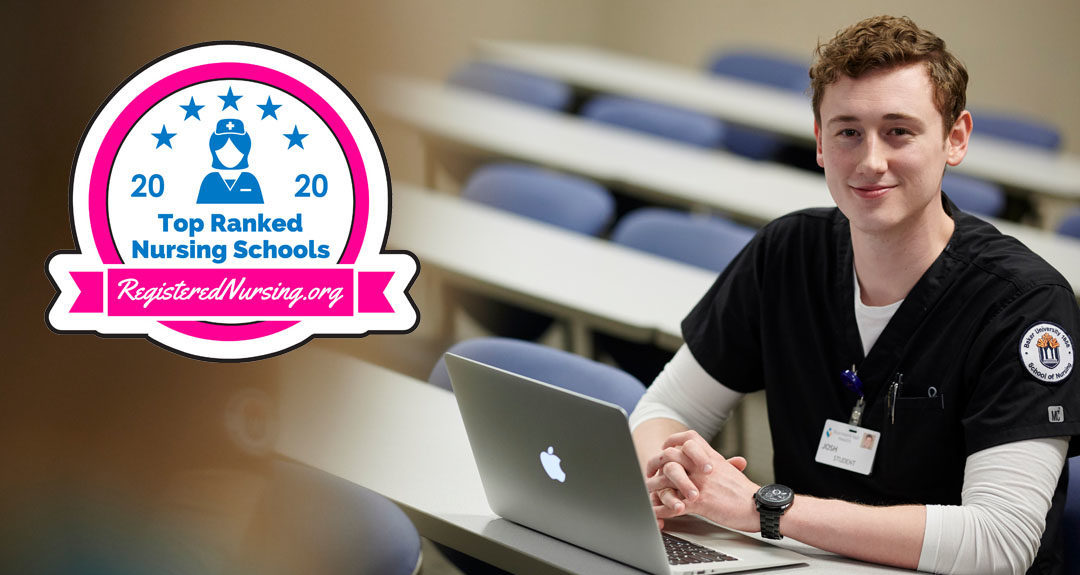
946, 110, 973, 167
814, 122, 825, 168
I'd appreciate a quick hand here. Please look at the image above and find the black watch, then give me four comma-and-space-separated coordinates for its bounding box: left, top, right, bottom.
754, 484, 794, 540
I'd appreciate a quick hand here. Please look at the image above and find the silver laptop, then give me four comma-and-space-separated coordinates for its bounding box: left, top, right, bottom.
445, 353, 807, 575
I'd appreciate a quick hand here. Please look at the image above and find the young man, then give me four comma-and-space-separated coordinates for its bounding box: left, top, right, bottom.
631, 15, 1079, 574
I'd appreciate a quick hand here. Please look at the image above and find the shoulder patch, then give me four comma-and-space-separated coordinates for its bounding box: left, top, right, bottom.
1019, 322, 1074, 384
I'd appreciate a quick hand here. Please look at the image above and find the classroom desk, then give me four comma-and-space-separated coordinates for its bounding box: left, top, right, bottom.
376, 76, 836, 223
274, 347, 916, 574
378, 78, 1080, 299
472, 41, 1080, 211
388, 184, 713, 353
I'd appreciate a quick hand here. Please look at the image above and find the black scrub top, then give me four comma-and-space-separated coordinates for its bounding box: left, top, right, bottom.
682, 199, 1080, 574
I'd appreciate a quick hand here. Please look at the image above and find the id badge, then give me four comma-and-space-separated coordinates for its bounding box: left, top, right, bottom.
814, 418, 880, 475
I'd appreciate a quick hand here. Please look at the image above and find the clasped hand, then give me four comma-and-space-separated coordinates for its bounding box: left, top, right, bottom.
644, 430, 761, 532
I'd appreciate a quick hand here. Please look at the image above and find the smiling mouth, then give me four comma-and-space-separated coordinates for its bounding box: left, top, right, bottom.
850, 185, 895, 199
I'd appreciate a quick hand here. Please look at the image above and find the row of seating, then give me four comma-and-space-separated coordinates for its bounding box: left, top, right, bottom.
456, 161, 754, 382
451, 51, 1065, 156
461, 162, 756, 262
448, 55, 1080, 227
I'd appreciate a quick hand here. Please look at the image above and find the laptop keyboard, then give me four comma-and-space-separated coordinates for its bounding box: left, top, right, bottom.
663, 532, 738, 565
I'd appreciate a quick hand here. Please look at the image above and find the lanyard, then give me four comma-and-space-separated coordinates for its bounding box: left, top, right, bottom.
841, 364, 866, 426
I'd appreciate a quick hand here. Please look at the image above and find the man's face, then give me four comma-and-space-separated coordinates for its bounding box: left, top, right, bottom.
814, 63, 970, 235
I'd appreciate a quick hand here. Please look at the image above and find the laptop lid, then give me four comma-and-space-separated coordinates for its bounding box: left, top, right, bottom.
444, 353, 806, 575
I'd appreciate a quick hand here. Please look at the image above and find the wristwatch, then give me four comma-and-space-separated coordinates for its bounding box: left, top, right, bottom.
754, 484, 794, 540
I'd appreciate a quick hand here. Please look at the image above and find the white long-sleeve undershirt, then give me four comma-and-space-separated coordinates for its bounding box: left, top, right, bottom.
629, 346, 1068, 574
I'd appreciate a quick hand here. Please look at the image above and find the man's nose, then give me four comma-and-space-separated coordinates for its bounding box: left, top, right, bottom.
857, 136, 888, 176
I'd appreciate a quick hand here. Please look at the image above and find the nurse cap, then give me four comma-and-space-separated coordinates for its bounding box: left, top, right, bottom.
215, 118, 245, 135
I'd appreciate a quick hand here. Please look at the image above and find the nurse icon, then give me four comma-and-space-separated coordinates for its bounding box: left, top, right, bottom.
196, 118, 263, 204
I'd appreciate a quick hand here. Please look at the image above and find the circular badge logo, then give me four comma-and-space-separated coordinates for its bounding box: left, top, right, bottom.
46, 43, 418, 360
1019, 322, 1074, 384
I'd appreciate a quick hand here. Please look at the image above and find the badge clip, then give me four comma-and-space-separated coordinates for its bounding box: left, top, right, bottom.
841, 364, 865, 426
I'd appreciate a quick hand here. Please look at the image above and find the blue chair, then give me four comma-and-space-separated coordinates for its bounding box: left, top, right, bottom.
1058, 208, 1080, 239
706, 50, 810, 94
598, 208, 756, 384
942, 172, 1006, 218
580, 95, 726, 149
429, 337, 647, 415
1065, 457, 1080, 574
611, 208, 756, 272
972, 110, 1062, 150
448, 61, 572, 111
240, 459, 423, 575
707, 50, 809, 161
462, 162, 614, 235
455, 163, 614, 341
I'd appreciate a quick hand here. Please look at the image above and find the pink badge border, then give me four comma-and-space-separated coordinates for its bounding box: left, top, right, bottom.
87, 62, 372, 342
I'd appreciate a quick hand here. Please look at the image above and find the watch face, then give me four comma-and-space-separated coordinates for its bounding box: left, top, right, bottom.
758, 484, 794, 506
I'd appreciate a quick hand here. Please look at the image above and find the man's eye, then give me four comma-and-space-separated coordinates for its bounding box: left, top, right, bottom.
889, 127, 912, 136
837, 129, 859, 137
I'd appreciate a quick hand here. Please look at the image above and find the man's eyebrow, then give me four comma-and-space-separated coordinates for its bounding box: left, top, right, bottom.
826, 113, 926, 126
882, 113, 924, 124
826, 115, 860, 126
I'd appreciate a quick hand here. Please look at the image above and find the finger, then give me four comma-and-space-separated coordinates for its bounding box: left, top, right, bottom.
657, 487, 687, 514
661, 461, 699, 502
728, 455, 748, 472
647, 445, 688, 476
648, 484, 667, 507
653, 501, 686, 519
645, 453, 664, 478
656, 517, 665, 530
662, 429, 703, 449
646, 457, 697, 494
648, 445, 693, 479
678, 439, 715, 474
645, 467, 679, 494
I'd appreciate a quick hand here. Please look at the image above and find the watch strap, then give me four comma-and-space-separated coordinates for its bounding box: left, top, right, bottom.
758, 506, 783, 539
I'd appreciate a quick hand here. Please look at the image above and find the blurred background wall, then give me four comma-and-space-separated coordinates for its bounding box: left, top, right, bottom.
2, 0, 1076, 569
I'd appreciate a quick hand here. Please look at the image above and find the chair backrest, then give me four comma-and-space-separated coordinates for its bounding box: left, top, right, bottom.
706, 50, 808, 159
941, 172, 1006, 218
462, 163, 614, 236
580, 95, 725, 149
972, 110, 1062, 150
429, 337, 647, 414
1058, 208, 1080, 239
707, 50, 809, 94
448, 61, 572, 111
611, 208, 755, 273
719, 125, 785, 161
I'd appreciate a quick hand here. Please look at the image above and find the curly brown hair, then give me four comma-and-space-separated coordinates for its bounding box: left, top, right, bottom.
810, 15, 968, 135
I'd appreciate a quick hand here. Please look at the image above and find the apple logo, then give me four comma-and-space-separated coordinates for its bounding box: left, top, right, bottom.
540, 446, 566, 483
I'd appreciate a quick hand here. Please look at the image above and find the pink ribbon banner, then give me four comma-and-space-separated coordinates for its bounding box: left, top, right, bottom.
69, 268, 395, 317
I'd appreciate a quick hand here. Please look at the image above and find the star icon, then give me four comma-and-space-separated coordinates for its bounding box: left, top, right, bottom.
284, 125, 308, 149
152, 125, 176, 149
257, 96, 282, 120
218, 87, 242, 111
180, 97, 204, 120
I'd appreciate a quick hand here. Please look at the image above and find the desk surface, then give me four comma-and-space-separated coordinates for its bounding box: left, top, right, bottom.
275, 347, 915, 574
389, 184, 712, 349
473, 41, 1080, 201
376, 76, 836, 225
378, 79, 1080, 297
